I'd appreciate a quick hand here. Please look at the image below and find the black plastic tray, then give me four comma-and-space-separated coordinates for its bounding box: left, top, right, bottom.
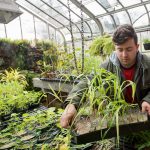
40, 77, 80, 84
72, 119, 150, 144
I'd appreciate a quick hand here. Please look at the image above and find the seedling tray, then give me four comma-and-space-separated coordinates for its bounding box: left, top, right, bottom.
72, 119, 150, 144
71, 111, 150, 145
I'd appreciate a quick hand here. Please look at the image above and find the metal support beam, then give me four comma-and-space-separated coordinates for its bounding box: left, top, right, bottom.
25, 0, 69, 30
4, 24, 7, 38
68, 0, 150, 27
70, 0, 103, 35
57, 0, 93, 39
117, 0, 132, 25
95, 0, 117, 28
16, 1, 67, 52
141, 0, 150, 25
33, 15, 37, 41
41, 0, 82, 40
132, 11, 150, 25
96, 0, 150, 19
19, 16, 23, 39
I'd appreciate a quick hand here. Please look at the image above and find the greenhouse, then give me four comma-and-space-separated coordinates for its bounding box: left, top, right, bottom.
0, 0, 150, 150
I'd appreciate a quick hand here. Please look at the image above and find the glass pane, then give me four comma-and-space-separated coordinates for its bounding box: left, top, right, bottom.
20, 9, 35, 40
37, 11, 63, 28
39, 3, 69, 26
133, 14, 148, 27
77, 22, 91, 33
119, 0, 141, 7
17, 0, 41, 14
113, 11, 130, 25
72, 25, 81, 39
45, 0, 79, 21
98, 0, 122, 11
60, 28, 71, 41
68, 12, 80, 22
60, 25, 81, 42
60, 28, 69, 36
17, 0, 63, 28
0, 24, 6, 38
34, 17, 49, 40
87, 20, 99, 35
59, 0, 89, 19
99, 15, 115, 33
56, 31, 64, 45
128, 6, 147, 26
83, 1, 106, 15
76, 22, 91, 39
146, 3, 150, 11
6, 17, 21, 40
49, 26, 56, 41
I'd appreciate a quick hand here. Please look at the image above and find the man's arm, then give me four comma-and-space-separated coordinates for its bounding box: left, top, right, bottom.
60, 104, 77, 128
60, 77, 90, 128
60, 60, 110, 128
64, 77, 89, 108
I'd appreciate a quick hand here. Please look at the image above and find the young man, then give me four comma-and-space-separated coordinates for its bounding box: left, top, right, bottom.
60, 24, 150, 148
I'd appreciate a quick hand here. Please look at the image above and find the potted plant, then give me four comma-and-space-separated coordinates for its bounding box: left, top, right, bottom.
143, 38, 150, 50
89, 34, 115, 59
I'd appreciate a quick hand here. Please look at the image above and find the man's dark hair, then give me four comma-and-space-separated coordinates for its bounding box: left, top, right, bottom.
112, 24, 138, 45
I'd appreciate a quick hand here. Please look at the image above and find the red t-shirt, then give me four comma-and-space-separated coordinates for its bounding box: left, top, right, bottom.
122, 65, 136, 103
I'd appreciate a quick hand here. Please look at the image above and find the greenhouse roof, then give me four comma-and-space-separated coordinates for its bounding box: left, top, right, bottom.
1, 0, 150, 44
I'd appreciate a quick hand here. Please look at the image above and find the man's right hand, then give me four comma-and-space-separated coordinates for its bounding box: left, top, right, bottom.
60, 104, 77, 128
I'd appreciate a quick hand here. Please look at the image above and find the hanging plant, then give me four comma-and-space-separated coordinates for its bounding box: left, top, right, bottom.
89, 34, 115, 58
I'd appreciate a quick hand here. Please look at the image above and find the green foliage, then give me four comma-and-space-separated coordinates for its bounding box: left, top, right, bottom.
68, 68, 136, 147
14, 39, 30, 70
133, 131, 150, 150
89, 34, 115, 57
143, 38, 150, 44
0, 80, 42, 116
0, 68, 27, 87
0, 108, 70, 150
83, 55, 103, 75
0, 69, 42, 116
57, 51, 74, 74
36, 40, 56, 51
21, 70, 40, 91
35, 40, 59, 75
57, 50, 104, 76
0, 38, 59, 73
0, 38, 13, 44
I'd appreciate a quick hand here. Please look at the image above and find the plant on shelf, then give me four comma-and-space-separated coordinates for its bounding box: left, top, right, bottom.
143, 38, 150, 50
36, 41, 59, 78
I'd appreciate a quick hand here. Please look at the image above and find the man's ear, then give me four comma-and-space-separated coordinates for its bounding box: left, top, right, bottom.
136, 44, 139, 52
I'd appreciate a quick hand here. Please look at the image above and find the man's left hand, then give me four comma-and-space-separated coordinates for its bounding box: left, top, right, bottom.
141, 101, 150, 115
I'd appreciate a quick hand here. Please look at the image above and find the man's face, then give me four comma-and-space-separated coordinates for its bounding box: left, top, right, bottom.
115, 38, 139, 68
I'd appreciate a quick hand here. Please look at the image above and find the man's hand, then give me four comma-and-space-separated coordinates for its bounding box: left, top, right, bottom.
141, 101, 150, 115
60, 104, 77, 128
